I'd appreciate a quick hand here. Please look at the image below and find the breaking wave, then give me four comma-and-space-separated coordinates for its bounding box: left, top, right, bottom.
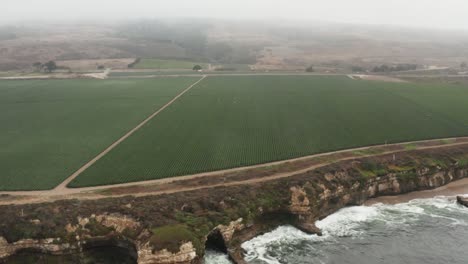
204, 195, 468, 264
203, 249, 232, 264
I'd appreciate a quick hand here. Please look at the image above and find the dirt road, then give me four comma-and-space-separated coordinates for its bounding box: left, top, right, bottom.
53, 75, 206, 192
0, 69, 112, 80
1, 137, 468, 205
348, 74, 407, 83
110, 72, 345, 79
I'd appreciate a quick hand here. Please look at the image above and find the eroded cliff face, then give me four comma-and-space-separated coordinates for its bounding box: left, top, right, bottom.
224, 165, 468, 263
0, 213, 200, 264
0, 236, 72, 259
205, 147, 468, 263
138, 242, 197, 264
1, 145, 468, 264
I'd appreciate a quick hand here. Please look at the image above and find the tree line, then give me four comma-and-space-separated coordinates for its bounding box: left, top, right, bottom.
32, 61, 57, 73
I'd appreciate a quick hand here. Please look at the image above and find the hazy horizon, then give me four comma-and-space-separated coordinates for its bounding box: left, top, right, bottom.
3, 0, 468, 31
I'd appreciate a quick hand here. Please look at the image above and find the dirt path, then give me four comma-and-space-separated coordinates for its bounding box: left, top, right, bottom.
53, 75, 206, 192
62, 137, 468, 193
79, 139, 468, 195
82, 68, 111, 79
348, 74, 407, 83
1, 72, 342, 80
111, 72, 345, 79
0, 68, 112, 80
1, 137, 468, 205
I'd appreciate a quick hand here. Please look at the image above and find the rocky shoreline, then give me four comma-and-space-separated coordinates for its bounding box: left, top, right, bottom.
457, 195, 468, 207
1, 145, 468, 264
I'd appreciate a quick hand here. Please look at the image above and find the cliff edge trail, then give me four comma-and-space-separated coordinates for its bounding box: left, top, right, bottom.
1, 137, 468, 205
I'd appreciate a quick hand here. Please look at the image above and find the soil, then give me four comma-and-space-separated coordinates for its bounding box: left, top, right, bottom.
349, 74, 407, 83
56, 58, 135, 71
0, 69, 111, 80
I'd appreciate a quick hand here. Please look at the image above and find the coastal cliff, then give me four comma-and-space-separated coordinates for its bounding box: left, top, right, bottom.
1, 145, 468, 264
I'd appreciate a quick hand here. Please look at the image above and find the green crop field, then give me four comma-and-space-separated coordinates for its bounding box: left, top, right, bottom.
0, 77, 198, 190
134, 59, 208, 69
69, 75, 468, 187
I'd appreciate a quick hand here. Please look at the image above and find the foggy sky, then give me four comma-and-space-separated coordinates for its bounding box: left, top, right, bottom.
3, 0, 468, 30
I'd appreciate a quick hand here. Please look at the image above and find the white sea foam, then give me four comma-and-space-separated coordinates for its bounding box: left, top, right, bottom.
316, 206, 380, 237
204, 195, 468, 263
241, 225, 323, 264
236, 195, 468, 264
203, 249, 232, 264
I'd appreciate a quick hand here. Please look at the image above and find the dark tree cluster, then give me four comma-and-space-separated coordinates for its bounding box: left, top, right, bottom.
351, 66, 366, 72
127, 58, 141, 68
32, 61, 57, 73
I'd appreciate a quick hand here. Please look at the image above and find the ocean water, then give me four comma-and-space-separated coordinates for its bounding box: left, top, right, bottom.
204, 195, 468, 264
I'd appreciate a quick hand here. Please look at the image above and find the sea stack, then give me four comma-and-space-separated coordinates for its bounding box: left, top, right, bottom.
456, 196, 468, 207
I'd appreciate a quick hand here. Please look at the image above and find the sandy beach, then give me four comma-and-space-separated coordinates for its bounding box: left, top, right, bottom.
365, 177, 468, 205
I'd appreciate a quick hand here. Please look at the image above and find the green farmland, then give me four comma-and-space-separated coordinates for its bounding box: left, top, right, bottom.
69, 75, 468, 187
0, 77, 198, 190
134, 59, 208, 69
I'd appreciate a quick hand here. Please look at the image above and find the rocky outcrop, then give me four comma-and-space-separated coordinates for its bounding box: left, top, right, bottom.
0, 236, 72, 259
96, 214, 140, 233
289, 186, 310, 214
216, 218, 245, 243
0, 213, 197, 264
225, 162, 468, 263
457, 196, 468, 207
138, 242, 197, 264
64, 213, 140, 234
